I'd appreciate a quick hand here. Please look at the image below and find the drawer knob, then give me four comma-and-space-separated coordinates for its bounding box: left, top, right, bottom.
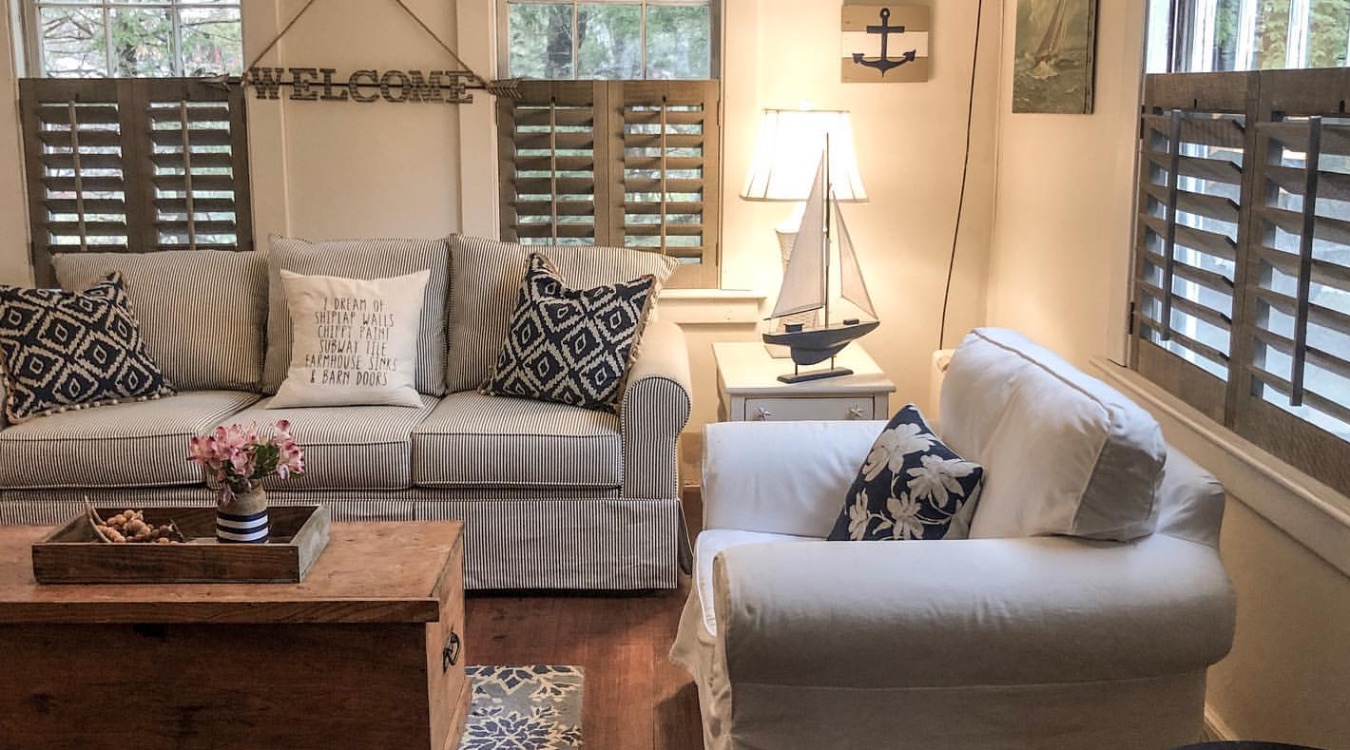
847, 406, 866, 420
442, 629, 462, 671
753, 406, 773, 421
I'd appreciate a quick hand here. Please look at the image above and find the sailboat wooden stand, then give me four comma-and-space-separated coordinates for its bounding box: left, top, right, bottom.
763, 145, 880, 383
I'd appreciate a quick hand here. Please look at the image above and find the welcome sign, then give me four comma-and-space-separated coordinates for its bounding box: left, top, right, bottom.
243, 67, 518, 104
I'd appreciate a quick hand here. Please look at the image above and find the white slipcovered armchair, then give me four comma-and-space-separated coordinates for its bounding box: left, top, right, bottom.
671, 329, 1237, 750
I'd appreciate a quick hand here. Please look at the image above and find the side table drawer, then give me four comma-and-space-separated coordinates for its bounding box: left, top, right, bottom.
743, 396, 880, 422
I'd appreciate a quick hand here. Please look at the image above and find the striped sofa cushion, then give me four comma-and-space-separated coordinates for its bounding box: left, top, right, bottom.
0, 390, 259, 488
53, 250, 268, 391
228, 395, 440, 491
412, 391, 623, 489
446, 235, 677, 393
262, 236, 450, 396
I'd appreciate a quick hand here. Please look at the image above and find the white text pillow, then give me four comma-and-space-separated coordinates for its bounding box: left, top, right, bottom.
269, 270, 430, 408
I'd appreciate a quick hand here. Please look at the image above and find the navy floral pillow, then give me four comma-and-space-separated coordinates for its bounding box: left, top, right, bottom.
828, 404, 984, 541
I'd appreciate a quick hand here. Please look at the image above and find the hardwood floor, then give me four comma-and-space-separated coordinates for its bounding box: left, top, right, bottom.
464, 585, 703, 750
464, 486, 705, 749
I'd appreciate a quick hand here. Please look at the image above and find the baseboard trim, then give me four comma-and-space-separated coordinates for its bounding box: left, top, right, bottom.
1204, 704, 1238, 741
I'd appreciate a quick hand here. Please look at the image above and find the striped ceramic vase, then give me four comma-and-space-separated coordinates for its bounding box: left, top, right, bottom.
216, 487, 270, 544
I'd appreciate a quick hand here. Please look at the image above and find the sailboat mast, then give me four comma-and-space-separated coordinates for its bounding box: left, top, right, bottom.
822, 132, 832, 329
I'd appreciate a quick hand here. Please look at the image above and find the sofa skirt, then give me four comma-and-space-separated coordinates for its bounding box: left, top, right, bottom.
0, 489, 683, 590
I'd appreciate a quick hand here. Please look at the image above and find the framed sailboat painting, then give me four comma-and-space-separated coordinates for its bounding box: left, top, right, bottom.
1012, 0, 1098, 114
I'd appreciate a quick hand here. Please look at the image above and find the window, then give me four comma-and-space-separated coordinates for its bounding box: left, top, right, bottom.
1151, 0, 1350, 73
1131, 4, 1350, 495
22, 0, 243, 78
497, 0, 722, 288
17, 2, 251, 284
501, 0, 715, 80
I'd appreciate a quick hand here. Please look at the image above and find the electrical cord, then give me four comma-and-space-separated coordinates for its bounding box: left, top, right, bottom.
938, 0, 988, 351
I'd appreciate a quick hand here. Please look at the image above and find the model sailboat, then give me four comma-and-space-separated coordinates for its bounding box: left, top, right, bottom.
762, 153, 880, 383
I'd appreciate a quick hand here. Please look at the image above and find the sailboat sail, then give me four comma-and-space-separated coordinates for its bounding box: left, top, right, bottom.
770, 160, 827, 319
835, 203, 877, 319
1036, 0, 1069, 65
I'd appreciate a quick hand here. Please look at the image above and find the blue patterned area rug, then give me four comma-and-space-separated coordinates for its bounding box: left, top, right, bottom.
460, 666, 584, 749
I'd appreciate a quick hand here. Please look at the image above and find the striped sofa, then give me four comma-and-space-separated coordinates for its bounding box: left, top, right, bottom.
0, 235, 693, 590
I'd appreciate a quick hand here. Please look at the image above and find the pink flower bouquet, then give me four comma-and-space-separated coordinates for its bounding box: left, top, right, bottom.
187, 421, 305, 504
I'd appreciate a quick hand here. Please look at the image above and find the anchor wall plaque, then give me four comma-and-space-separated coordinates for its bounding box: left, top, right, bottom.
841, 2, 930, 83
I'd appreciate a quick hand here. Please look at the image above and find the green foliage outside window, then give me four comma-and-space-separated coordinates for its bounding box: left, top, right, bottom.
34, 1, 242, 78
507, 1, 712, 80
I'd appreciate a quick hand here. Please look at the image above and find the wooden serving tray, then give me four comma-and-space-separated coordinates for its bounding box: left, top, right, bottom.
32, 505, 330, 585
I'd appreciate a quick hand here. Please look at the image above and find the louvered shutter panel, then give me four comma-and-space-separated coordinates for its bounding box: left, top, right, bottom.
20, 80, 131, 273
1230, 70, 1350, 491
20, 78, 252, 285
619, 81, 720, 288
146, 80, 252, 253
1130, 69, 1350, 497
499, 81, 603, 245
1130, 73, 1255, 422
498, 80, 720, 288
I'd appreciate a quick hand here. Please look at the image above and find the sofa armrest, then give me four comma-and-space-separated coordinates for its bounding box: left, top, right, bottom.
712, 534, 1235, 689
702, 420, 884, 536
621, 319, 692, 500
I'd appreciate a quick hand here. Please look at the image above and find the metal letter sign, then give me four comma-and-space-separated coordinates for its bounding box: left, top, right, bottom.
240, 67, 517, 105
841, 3, 930, 83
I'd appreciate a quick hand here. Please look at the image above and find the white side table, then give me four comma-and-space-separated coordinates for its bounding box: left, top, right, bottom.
714, 342, 896, 422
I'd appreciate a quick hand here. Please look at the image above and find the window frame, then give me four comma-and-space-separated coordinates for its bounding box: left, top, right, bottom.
496, 0, 722, 81
495, 0, 724, 288
19, 0, 243, 78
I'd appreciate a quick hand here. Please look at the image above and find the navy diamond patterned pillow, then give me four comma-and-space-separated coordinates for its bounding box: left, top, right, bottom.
0, 272, 174, 423
828, 404, 985, 541
481, 253, 656, 412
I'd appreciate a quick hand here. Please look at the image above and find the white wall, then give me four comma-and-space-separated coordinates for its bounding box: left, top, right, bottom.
0, 0, 31, 286
242, 0, 462, 242
985, 0, 1142, 366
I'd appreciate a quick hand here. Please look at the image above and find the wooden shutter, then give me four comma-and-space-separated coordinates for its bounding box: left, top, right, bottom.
498, 80, 721, 288
1130, 73, 1256, 423
619, 81, 721, 289
1130, 69, 1350, 495
1229, 70, 1350, 493
20, 78, 252, 285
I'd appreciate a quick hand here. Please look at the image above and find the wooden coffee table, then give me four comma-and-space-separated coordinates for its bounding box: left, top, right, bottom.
0, 521, 469, 750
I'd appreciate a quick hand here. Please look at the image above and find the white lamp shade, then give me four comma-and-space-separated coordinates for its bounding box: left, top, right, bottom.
741, 109, 867, 202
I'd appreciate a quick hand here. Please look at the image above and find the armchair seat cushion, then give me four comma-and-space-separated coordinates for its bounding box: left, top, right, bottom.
0, 391, 259, 488
227, 395, 439, 491
412, 391, 623, 489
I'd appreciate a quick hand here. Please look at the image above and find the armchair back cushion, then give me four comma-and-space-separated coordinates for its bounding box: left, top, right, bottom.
446, 236, 676, 393
53, 250, 267, 391
703, 419, 885, 537
942, 328, 1166, 541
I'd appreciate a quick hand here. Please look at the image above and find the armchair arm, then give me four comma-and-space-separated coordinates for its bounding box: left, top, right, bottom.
621, 319, 692, 500
713, 534, 1235, 689
702, 420, 884, 536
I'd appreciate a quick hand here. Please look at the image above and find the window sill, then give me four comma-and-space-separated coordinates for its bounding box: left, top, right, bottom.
656, 288, 765, 326
1092, 357, 1350, 577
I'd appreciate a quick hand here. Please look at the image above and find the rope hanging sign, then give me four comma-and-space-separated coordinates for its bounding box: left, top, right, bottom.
226, 0, 520, 103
